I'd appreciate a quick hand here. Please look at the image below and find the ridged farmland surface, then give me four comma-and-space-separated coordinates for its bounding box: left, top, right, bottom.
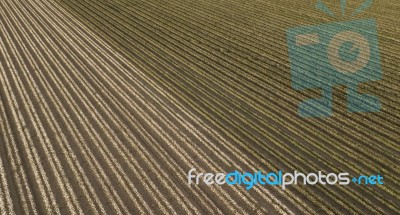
0, 0, 399, 214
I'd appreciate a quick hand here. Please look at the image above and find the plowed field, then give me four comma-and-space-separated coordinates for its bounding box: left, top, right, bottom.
0, 0, 399, 214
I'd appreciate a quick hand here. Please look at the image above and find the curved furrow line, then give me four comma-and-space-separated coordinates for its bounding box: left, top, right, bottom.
0, 140, 14, 214
0, 68, 38, 214
0, 8, 66, 214
0, 54, 60, 214
3, 2, 111, 214
1, 1, 104, 214
0, 105, 20, 215
2, 1, 138, 213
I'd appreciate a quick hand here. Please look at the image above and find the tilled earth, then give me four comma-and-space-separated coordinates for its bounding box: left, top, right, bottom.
0, 0, 399, 214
